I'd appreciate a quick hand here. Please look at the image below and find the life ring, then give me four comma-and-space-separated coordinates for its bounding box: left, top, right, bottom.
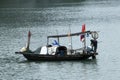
91, 31, 99, 39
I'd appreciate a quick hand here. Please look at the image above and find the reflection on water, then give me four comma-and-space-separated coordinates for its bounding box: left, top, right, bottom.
0, 0, 120, 80
15, 60, 98, 80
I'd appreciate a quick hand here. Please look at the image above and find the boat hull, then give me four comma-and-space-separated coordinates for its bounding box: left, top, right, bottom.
16, 52, 98, 61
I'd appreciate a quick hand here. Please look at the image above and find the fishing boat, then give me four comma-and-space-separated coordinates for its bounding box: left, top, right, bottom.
15, 25, 99, 61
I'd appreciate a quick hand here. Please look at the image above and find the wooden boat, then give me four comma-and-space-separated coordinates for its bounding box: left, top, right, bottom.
15, 25, 99, 61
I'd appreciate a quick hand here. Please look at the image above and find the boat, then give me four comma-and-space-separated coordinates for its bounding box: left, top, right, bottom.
15, 25, 99, 61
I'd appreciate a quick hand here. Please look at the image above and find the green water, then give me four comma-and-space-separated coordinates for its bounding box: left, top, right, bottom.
0, 0, 120, 80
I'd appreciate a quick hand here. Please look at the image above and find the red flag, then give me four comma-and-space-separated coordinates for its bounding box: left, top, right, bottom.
80, 24, 86, 41
82, 24, 86, 32
28, 30, 31, 38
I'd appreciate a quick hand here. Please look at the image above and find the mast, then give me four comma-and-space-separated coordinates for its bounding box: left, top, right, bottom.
47, 37, 49, 54
26, 30, 31, 50
56, 30, 60, 44
68, 26, 73, 50
84, 33, 86, 53
81, 24, 86, 53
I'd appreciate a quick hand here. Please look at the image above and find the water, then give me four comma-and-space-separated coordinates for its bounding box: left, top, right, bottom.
0, 0, 120, 80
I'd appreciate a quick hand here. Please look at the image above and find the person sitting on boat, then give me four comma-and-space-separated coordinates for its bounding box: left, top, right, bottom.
90, 39, 98, 53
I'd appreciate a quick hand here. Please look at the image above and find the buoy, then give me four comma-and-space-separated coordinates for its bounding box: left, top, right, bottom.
91, 32, 99, 39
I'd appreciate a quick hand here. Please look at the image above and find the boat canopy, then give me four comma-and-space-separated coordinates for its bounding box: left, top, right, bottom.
47, 31, 91, 38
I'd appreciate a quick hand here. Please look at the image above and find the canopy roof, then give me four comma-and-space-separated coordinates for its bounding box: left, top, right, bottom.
47, 31, 91, 38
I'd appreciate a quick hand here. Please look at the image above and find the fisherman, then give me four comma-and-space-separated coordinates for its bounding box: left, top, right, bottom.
90, 39, 98, 52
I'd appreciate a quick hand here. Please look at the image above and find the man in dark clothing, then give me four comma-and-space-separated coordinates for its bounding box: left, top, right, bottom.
91, 39, 98, 52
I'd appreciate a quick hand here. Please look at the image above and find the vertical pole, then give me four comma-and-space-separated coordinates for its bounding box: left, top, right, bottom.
26, 31, 31, 51
81, 24, 86, 53
47, 37, 49, 55
69, 25, 72, 50
47, 37, 49, 46
56, 30, 59, 45
84, 33, 86, 53
58, 37, 59, 45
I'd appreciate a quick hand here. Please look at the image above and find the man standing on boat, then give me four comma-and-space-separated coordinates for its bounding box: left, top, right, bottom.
90, 31, 98, 53
91, 39, 97, 53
